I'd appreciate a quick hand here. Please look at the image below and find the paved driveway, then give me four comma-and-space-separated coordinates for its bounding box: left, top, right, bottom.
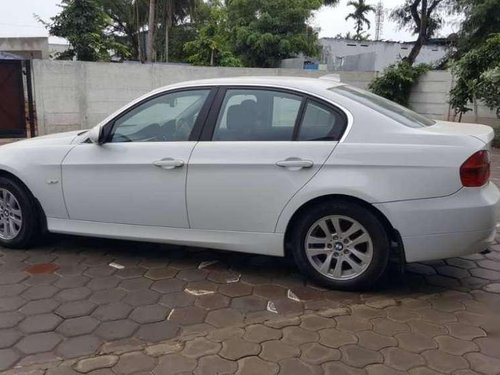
1, 151, 500, 374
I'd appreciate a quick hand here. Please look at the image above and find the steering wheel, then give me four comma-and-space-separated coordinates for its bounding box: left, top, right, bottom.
175, 118, 192, 140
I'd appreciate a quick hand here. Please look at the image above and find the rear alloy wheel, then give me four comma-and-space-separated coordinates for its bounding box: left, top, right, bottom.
0, 177, 39, 249
290, 201, 390, 290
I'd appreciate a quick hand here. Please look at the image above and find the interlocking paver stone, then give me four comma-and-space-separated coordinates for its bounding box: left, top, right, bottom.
0, 329, 22, 349
167, 306, 207, 325
113, 351, 156, 374
382, 347, 425, 371
95, 319, 138, 341
318, 328, 357, 348
119, 277, 152, 291
56, 335, 102, 358
56, 300, 97, 318
0, 296, 26, 312
130, 304, 168, 324
300, 342, 340, 365
93, 302, 133, 321
236, 356, 279, 375
259, 340, 299, 362
74, 355, 118, 373
182, 337, 221, 359
55, 287, 92, 302
206, 308, 244, 327
395, 332, 437, 353
466, 352, 500, 375
244, 324, 281, 343
135, 320, 180, 343
357, 330, 397, 351
154, 353, 197, 374
57, 316, 99, 337
230, 295, 267, 313
16, 332, 63, 354
300, 315, 336, 331
19, 313, 62, 333
366, 364, 407, 375
278, 357, 321, 375
22, 285, 58, 300
341, 344, 383, 368
281, 326, 319, 345
0, 348, 19, 371
220, 338, 260, 360
194, 355, 237, 375
218, 282, 253, 297
422, 349, 469, 373
446, 322, 486, 340
0, 311, 25, 328
195, 293, 230, 310
122, 290, 160, 306
435, 335, 478, 355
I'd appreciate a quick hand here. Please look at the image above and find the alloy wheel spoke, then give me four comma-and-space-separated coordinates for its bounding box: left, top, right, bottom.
318, 220, 331, 237
330, 217, 342, 237
349, 247, 370, 263
307, 248, 332, 257
350, 233, 369, 247
319, 252, 334, 274
307, 236, 329, 245
343, 222, 362, 239
344, 256, 363, 274
331, 258, 343, 278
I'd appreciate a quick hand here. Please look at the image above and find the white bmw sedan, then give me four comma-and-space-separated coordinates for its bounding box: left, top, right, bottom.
0, 76, 497, 289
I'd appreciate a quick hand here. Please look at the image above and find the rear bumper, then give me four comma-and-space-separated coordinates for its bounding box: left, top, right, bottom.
375, 182, 499, 262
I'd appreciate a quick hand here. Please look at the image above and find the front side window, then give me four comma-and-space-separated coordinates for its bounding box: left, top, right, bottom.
213, 89, 302, 141
110, 89, 210, 142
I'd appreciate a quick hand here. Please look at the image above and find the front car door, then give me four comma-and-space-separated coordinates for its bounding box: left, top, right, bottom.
62, 87, 214, 228
186, 87, 348, 234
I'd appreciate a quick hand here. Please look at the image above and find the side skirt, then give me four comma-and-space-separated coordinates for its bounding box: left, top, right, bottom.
47, 218, 285, 257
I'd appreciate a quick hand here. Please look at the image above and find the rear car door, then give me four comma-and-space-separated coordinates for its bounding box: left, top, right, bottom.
186, 87, 348, 233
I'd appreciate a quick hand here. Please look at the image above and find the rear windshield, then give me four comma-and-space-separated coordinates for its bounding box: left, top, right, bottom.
330, 85, 435, 128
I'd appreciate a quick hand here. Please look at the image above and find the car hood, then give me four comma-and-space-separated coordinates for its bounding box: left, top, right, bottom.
0, 130, 86, 149
424, 120, 494, 145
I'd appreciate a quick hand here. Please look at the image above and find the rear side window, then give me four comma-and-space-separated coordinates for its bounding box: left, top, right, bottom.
213, 89, 302, 141
298, 100, 345, 141
330, 85, 435, 128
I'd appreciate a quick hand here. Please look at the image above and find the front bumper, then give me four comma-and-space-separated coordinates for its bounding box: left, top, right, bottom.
375, 182, 500, 262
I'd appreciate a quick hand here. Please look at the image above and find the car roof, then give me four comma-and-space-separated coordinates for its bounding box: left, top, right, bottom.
154, 76, 345, 96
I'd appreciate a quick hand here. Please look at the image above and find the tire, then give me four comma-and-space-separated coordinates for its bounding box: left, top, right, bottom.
0, 176, 40, 249
290, 200, 390, 290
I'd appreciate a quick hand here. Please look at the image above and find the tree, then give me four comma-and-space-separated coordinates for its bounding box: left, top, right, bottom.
146, 0, 156, 61
184, 0, 241, 66
391, 0, 450, 65
453, 0, 500, 54
227, 0, 325, 68
345, 0, 375, 40
38, 0, 128, 61
449, 33, 500, 117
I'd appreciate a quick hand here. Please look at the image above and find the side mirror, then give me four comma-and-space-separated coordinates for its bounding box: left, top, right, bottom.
88, 126, 102, 145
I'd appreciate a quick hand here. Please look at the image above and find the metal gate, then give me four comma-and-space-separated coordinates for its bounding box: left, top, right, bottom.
0, 60, 27, 138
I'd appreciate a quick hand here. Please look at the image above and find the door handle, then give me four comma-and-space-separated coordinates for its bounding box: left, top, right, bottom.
153, 158, 184, 170
276, 158, 314, 169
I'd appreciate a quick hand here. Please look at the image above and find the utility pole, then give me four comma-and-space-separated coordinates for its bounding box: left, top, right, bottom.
375, 1, 384, 41
147, 0, 156, 62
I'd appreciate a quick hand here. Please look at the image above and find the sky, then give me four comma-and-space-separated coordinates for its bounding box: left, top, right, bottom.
0, 0, 462, 44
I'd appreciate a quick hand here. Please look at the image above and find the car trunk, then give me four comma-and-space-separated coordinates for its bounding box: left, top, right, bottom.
423, 120, 494, 146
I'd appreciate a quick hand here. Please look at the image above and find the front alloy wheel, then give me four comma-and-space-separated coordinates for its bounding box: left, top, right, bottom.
0, 188, 23, 240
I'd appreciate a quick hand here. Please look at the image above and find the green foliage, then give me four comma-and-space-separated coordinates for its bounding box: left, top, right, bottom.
369, 62, 429, 106
184, 1, 242, 66
345, 0, 375, 40
453, 0, 500, 54
227, 0, 324, 68
449, 34, 500, 115
39, 0, 129, 61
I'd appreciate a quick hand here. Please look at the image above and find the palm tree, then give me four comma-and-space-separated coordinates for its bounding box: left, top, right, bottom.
345, 0, 375, 40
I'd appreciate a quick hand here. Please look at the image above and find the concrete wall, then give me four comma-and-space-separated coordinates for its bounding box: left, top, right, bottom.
32, 60, 499, 135
320, 38, 448, 72
0, 37, 49, 59
409, 70, 500, 127
32, 60, 376, 135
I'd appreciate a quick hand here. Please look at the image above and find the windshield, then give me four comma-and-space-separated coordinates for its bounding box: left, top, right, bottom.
330, 85, 435, 128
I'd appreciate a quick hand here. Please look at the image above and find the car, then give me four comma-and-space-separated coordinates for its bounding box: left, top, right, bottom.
0, 76, 497, 290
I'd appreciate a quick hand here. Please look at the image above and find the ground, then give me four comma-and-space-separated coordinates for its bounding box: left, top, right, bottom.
1, 151, 500, 374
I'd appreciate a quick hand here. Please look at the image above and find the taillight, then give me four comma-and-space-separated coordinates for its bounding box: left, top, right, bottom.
460, 150, 490, 187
